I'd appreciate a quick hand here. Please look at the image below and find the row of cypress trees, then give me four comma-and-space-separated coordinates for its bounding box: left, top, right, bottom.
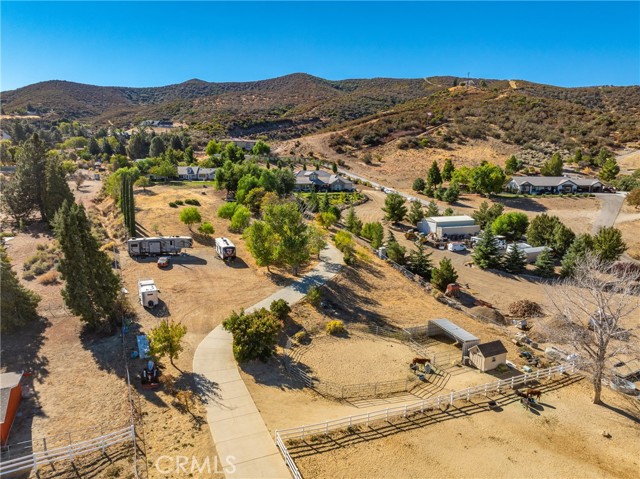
119, 172, 136, 237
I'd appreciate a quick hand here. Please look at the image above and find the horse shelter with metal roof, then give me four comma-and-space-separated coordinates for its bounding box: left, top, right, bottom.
426, 319, 481, 358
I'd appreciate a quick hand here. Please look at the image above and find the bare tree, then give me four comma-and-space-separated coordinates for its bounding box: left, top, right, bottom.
73, 171, 87, 191
545, 254, 639, 404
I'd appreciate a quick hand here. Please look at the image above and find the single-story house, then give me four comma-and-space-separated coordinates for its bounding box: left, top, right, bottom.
469, 340, 508, 372
293, 170, 355, 192
221, 138, 258, 151
1, 372, 23, 446
417, 215, 480, 237
177, 166, 215, 181
507, 176, 602, 194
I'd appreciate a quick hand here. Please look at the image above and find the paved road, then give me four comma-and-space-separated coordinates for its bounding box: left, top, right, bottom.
592, 193, 626, 234
192, 244, 344, 479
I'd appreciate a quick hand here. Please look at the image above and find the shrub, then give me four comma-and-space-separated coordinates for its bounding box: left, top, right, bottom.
37, 270, 59, 285
217, 202, 238, 219
430, 257, 459, 292
326, 320, 346, 335
292, 329, 309, 344
306, 286, 321, 307
169, 202, 178, 208
198, 222, 215, 236
175, 199, 184, 205
270, 299, 291, 321
185, 198, 201, 206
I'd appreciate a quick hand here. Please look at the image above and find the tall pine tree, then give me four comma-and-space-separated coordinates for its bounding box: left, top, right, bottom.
1, 246, 41, 332
502, 245, 527, 274
472, 228, 501, 269
43, 156, 74, 223
54, 201, 121, 330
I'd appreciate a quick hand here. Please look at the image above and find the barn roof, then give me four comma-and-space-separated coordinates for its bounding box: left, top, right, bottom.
473, 340, 508, 357
429, 318, 479, 343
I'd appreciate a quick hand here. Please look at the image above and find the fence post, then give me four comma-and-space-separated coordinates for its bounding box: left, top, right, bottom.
449, 392, 454, 405
404, 405, 408, 418
511, 377, 515, 388
33, 453, 38, 472
367, 413, 370, 427
43, 437, 47, 453
386, 408, 389, 422
484, 384, 488, 397
466, 388, 470, 401
325, 422, 328, 436
301, 426, 305, 441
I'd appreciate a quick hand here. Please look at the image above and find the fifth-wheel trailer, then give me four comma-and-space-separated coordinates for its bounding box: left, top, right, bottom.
127, 236, 193, 256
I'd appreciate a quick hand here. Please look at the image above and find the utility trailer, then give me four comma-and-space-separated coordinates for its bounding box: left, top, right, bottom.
138, 279, 159, 308
127, 236, 192, 256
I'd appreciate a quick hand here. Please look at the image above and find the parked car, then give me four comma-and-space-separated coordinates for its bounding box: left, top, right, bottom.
157, 257, 170, 268
447, 242, 466, 252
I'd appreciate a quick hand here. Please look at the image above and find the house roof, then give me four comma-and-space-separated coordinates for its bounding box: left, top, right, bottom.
425, 215, 475, 224
473, 340, 508, 357
294, 170, 353, 187
510, 176, 600, 187
1, 372, 23, 423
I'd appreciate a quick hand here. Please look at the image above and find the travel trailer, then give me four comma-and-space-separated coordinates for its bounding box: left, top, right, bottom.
127, 236, 192, 256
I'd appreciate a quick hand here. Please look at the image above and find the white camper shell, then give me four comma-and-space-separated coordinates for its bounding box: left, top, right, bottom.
138, 279, 159, 308
127, 236, 193, 256
215, 237, 236, 262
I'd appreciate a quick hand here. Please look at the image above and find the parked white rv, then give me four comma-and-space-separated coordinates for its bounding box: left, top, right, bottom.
506, 243, 550, 263
127, 236, 193, 256
215, 237, 236, 262
138, 279, 159, 308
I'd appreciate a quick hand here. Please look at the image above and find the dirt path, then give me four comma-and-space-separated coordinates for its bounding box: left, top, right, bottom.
592, 193, 625, 234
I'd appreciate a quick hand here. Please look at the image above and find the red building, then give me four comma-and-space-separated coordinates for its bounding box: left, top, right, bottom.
0, 372, 23, 446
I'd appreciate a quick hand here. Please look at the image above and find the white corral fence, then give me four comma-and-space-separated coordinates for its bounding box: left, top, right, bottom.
275, 363, 577, 479
0, 424, 135, 476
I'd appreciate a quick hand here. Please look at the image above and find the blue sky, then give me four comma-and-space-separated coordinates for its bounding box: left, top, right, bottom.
1, 1, 638, 90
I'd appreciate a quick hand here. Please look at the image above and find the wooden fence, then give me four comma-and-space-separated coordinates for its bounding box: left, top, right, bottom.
0, 425, 135, 476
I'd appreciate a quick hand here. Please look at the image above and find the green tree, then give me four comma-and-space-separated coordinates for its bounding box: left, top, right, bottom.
505, 155, 519, 175
0, 246, 41, 332
119, 171, 136, 237
473, 228, 501, 269
245, 187, 267, 216
383, 192, 407, 224
540, 153, 563, 176
150, 160, 177, 180
430, 257, 459, 291
244, 221, 277, 271
180, 207, 202, 231
425, 200, 440, 217
217, 202, 238, 219
407, 244, 433, 278
148, 320, 187, 366
198, 222, 215, 236
43, 156, 74, 224
135, 176, 151, 191
502, 246, 527, 274
263, 201, 310, 275
407, 200, 424, 226
319, 193, 331, 212
412, 177, 426, 192
53, 201, 121, 330
273, 168, 296, 196
317, 211, 337, 229
345, 205, 363, 236
443, 184, 460, 204
534, 248, 555, 277
451, 165, 472, 186
184, 146, 195, 164
386, 240, 406, 264
574, 149, 583, 164
149, 136, 166, 158
600, 158, 620, 182
491, 212, 529, 240
221, 142, 245, 163
472, 201, 504, 229
592, 226, 626, 262
527, 214, 575, 255
270, 299, 291, 321
560, 234, 594, 277
442, 158, 455, 182
223, 308, 282, 362
332, 162, 338, 174
361, 222, 384, 249
427, 160, 442, 186
205, 140, 221, 156
334, 230, 356, 262
230, 205, 251, 232
307, 225, 327, 259
126, 133, 149, 159
252, 140, 270, 156
470, 163, 506, 195
88, 137, 101, 156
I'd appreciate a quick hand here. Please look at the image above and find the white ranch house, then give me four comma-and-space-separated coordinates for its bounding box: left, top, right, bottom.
177, 166, 215, 181
293, 170, 355, 192
507, 176, 603, 194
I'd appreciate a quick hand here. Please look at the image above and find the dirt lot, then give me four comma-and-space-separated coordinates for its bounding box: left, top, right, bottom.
1, 180, 283, 478
293, 379, 640, 479
615, 200, 640, 260
300, 334, 416, 384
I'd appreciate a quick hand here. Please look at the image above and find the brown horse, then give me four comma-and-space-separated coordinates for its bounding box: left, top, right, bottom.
412, 357, 430, 366
525, 388, 542, 400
